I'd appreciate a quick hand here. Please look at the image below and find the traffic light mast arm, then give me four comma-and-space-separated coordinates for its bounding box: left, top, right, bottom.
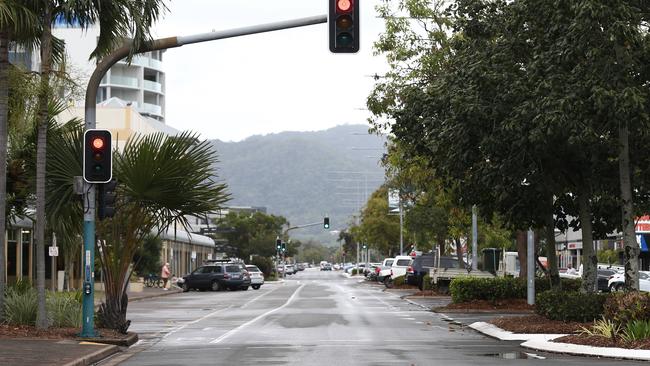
284, 221, 324, 236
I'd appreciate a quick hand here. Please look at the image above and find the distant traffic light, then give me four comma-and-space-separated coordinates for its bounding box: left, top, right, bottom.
329, 0, 359, 53
83, 129, 112, 183
281, 242, 286, 252
324, 217, 330, 229
362, 244, 367, 250
98, 179, 117, 220
276, 238, 282, 251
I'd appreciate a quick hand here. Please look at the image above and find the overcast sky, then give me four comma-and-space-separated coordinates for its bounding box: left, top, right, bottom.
151, 0, 388, 142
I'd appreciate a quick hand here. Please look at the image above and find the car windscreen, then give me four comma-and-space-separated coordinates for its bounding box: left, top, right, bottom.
225, 265, 241, 272
395, 259, 411, 266
385, 260, 394, 267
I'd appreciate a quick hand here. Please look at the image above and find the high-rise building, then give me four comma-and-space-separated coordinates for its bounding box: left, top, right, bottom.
52, 20, 167, 122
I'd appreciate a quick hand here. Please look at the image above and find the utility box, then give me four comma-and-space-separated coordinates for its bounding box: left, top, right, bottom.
482, 248, 502, 275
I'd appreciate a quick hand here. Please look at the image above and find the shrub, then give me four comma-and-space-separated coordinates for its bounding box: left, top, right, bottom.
393, 275, 405, 287
6, 279, 33, 296
422, 274, 433, 291
351, 269, 358, 276
536, 290, 608, 322
251, 256, 274, 277
449, 276, 583, 303
604, 291, 650, 325
4, 288, 37, 325
621, 320, 650, 342
579, 317, 621, 341
47, 291, 82, 328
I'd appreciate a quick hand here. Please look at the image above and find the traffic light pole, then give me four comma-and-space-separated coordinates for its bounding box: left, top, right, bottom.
82, 15, 327, 338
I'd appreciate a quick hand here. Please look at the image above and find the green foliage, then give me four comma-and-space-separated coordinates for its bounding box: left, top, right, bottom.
579, 317, 622, 341
4, 288, 37, 325
356, 186, 400, 255
6, 279, 33, 296
216, 211, 288, 259
449, 277, 582, 303
422, 274, 433, 291
536, 291, 608, 322
621, 320, 650, 342
250, 256, 273, 277
597, 249, 620, 265
393, 275, 405, 287
46, 291, 82, 328
351, 268, 358, 276
604, 292, 650, 326
132, 235, 162, 277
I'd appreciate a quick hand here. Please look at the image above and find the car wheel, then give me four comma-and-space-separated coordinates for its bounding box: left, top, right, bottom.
240, 286, 249, 291
182, 283, 190, 292
615, 283, 624, 292
384, 277, 394, 289
252, 285, 260, 290
211, 280, 220, 292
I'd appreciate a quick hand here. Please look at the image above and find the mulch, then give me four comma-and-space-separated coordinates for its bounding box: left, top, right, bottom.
0, 324, 129, 340
490, 314, 589, 334
409, 290, 447, 297
441, 298, 534, 312
555, 334, 650, 350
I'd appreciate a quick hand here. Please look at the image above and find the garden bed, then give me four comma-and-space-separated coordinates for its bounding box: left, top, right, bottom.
555, 334, 650, 350
490, 314, 588, 334
437, 298, 534, 312
0, 324, 134, 344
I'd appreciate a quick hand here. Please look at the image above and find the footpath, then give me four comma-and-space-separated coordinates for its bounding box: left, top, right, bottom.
0, 287, 182, 366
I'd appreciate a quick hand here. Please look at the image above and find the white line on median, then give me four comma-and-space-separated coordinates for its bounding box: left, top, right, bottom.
163, 305, 232, 339
210, 283, 305, 344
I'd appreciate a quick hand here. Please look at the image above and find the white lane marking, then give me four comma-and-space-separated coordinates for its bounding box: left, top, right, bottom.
162, 305, 232, 339
241, 285, 282, 309
210, 284, 305, 344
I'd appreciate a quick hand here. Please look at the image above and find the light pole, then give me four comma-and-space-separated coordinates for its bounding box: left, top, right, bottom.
81, 15, 327, 338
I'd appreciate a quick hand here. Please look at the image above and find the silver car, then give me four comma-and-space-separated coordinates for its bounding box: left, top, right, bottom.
246, 265, 265, 290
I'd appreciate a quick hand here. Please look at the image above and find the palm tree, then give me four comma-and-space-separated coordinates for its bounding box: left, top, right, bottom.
48, 129, 229, 332
26, 0, 167, 329
0, 0, 40, 324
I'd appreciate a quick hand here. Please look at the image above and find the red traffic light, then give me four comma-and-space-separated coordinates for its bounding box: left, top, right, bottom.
337, 0, 352, 12
92, 137, 104, 150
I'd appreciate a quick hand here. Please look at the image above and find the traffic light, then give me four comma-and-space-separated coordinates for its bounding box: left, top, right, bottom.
83, 129, 112, 183
324, 217, 330, 229
329, 0, 359, 53
281, 242, 286, 252
98, 179, 117, 220
362, 244, 367, 250
276, 238, 282, 251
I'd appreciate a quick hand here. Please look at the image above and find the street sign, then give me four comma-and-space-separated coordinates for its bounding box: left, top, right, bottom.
49, 246, 59, 257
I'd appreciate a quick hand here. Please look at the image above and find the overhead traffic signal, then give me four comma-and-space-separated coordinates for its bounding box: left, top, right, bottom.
329, 0, 359, 53
98, 179, 117, 220
281, 242, 286, 252
83, 129, 112, 183
276, 238, 282, 251
324, 217, 330, 229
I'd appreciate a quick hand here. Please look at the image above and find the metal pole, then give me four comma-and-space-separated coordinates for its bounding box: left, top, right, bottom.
471, 205, 478, 271
399, 197, 404, 255
81, 15, 328, 337
527, 229, 535, 305
356, 242, 360, 272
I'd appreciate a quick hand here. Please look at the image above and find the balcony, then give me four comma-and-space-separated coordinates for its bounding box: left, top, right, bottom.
102, 75, 138, 88
143, 79, 163, 93
118, 55, 164, 71
139, 102, 162, 116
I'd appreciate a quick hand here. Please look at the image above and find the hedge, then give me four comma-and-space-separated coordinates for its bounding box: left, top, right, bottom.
604, 291, 650, 325
449, 276, 582, 303
536, 290, 608, 322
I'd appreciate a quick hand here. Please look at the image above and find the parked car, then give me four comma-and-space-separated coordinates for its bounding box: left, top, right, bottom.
181, 263, 250, 292
377, 258, 395, 283
285, 264, 297, 275
609, 270, 650, 292
245, 265, 265, 290
597, 268, 617, 292
406, 253, 435, 289
321, 263, 332, 271
297, 263, 306, 271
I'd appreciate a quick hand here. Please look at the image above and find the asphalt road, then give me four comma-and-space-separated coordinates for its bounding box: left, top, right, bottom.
104, 268, 643, 366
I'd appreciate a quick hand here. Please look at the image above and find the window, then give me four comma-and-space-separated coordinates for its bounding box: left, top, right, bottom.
213, 266, 222, 273
191, 267, 205, 275
246, 266, 261, 273
225, 265, 241, 273
395, 259, 411, 266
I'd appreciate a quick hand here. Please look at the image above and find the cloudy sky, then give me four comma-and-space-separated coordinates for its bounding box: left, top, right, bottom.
152, 0, 389, 142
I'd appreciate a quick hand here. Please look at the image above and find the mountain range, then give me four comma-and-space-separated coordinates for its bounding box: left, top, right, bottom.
210, 124, 386, 245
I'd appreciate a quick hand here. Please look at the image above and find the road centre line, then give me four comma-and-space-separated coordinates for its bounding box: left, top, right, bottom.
210, 283, 306, 344
241, 284, 282, 308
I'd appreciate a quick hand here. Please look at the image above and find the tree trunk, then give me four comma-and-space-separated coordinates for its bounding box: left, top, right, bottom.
0, 31, 9, 323
619, 121, 640, 290
544, 196, 560, 289
516, 230, 527, 279
35, 10, 53, 329
97, 290, 130, 334
578, 193, 598, 293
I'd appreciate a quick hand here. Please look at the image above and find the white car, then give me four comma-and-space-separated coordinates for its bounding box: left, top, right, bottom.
608, 271, 650, 292
389, 256, 413, 279
377, 258, 395, 282
245, 265, 264, 290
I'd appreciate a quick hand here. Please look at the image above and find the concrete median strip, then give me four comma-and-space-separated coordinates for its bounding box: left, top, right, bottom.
470, 321, 650, 361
